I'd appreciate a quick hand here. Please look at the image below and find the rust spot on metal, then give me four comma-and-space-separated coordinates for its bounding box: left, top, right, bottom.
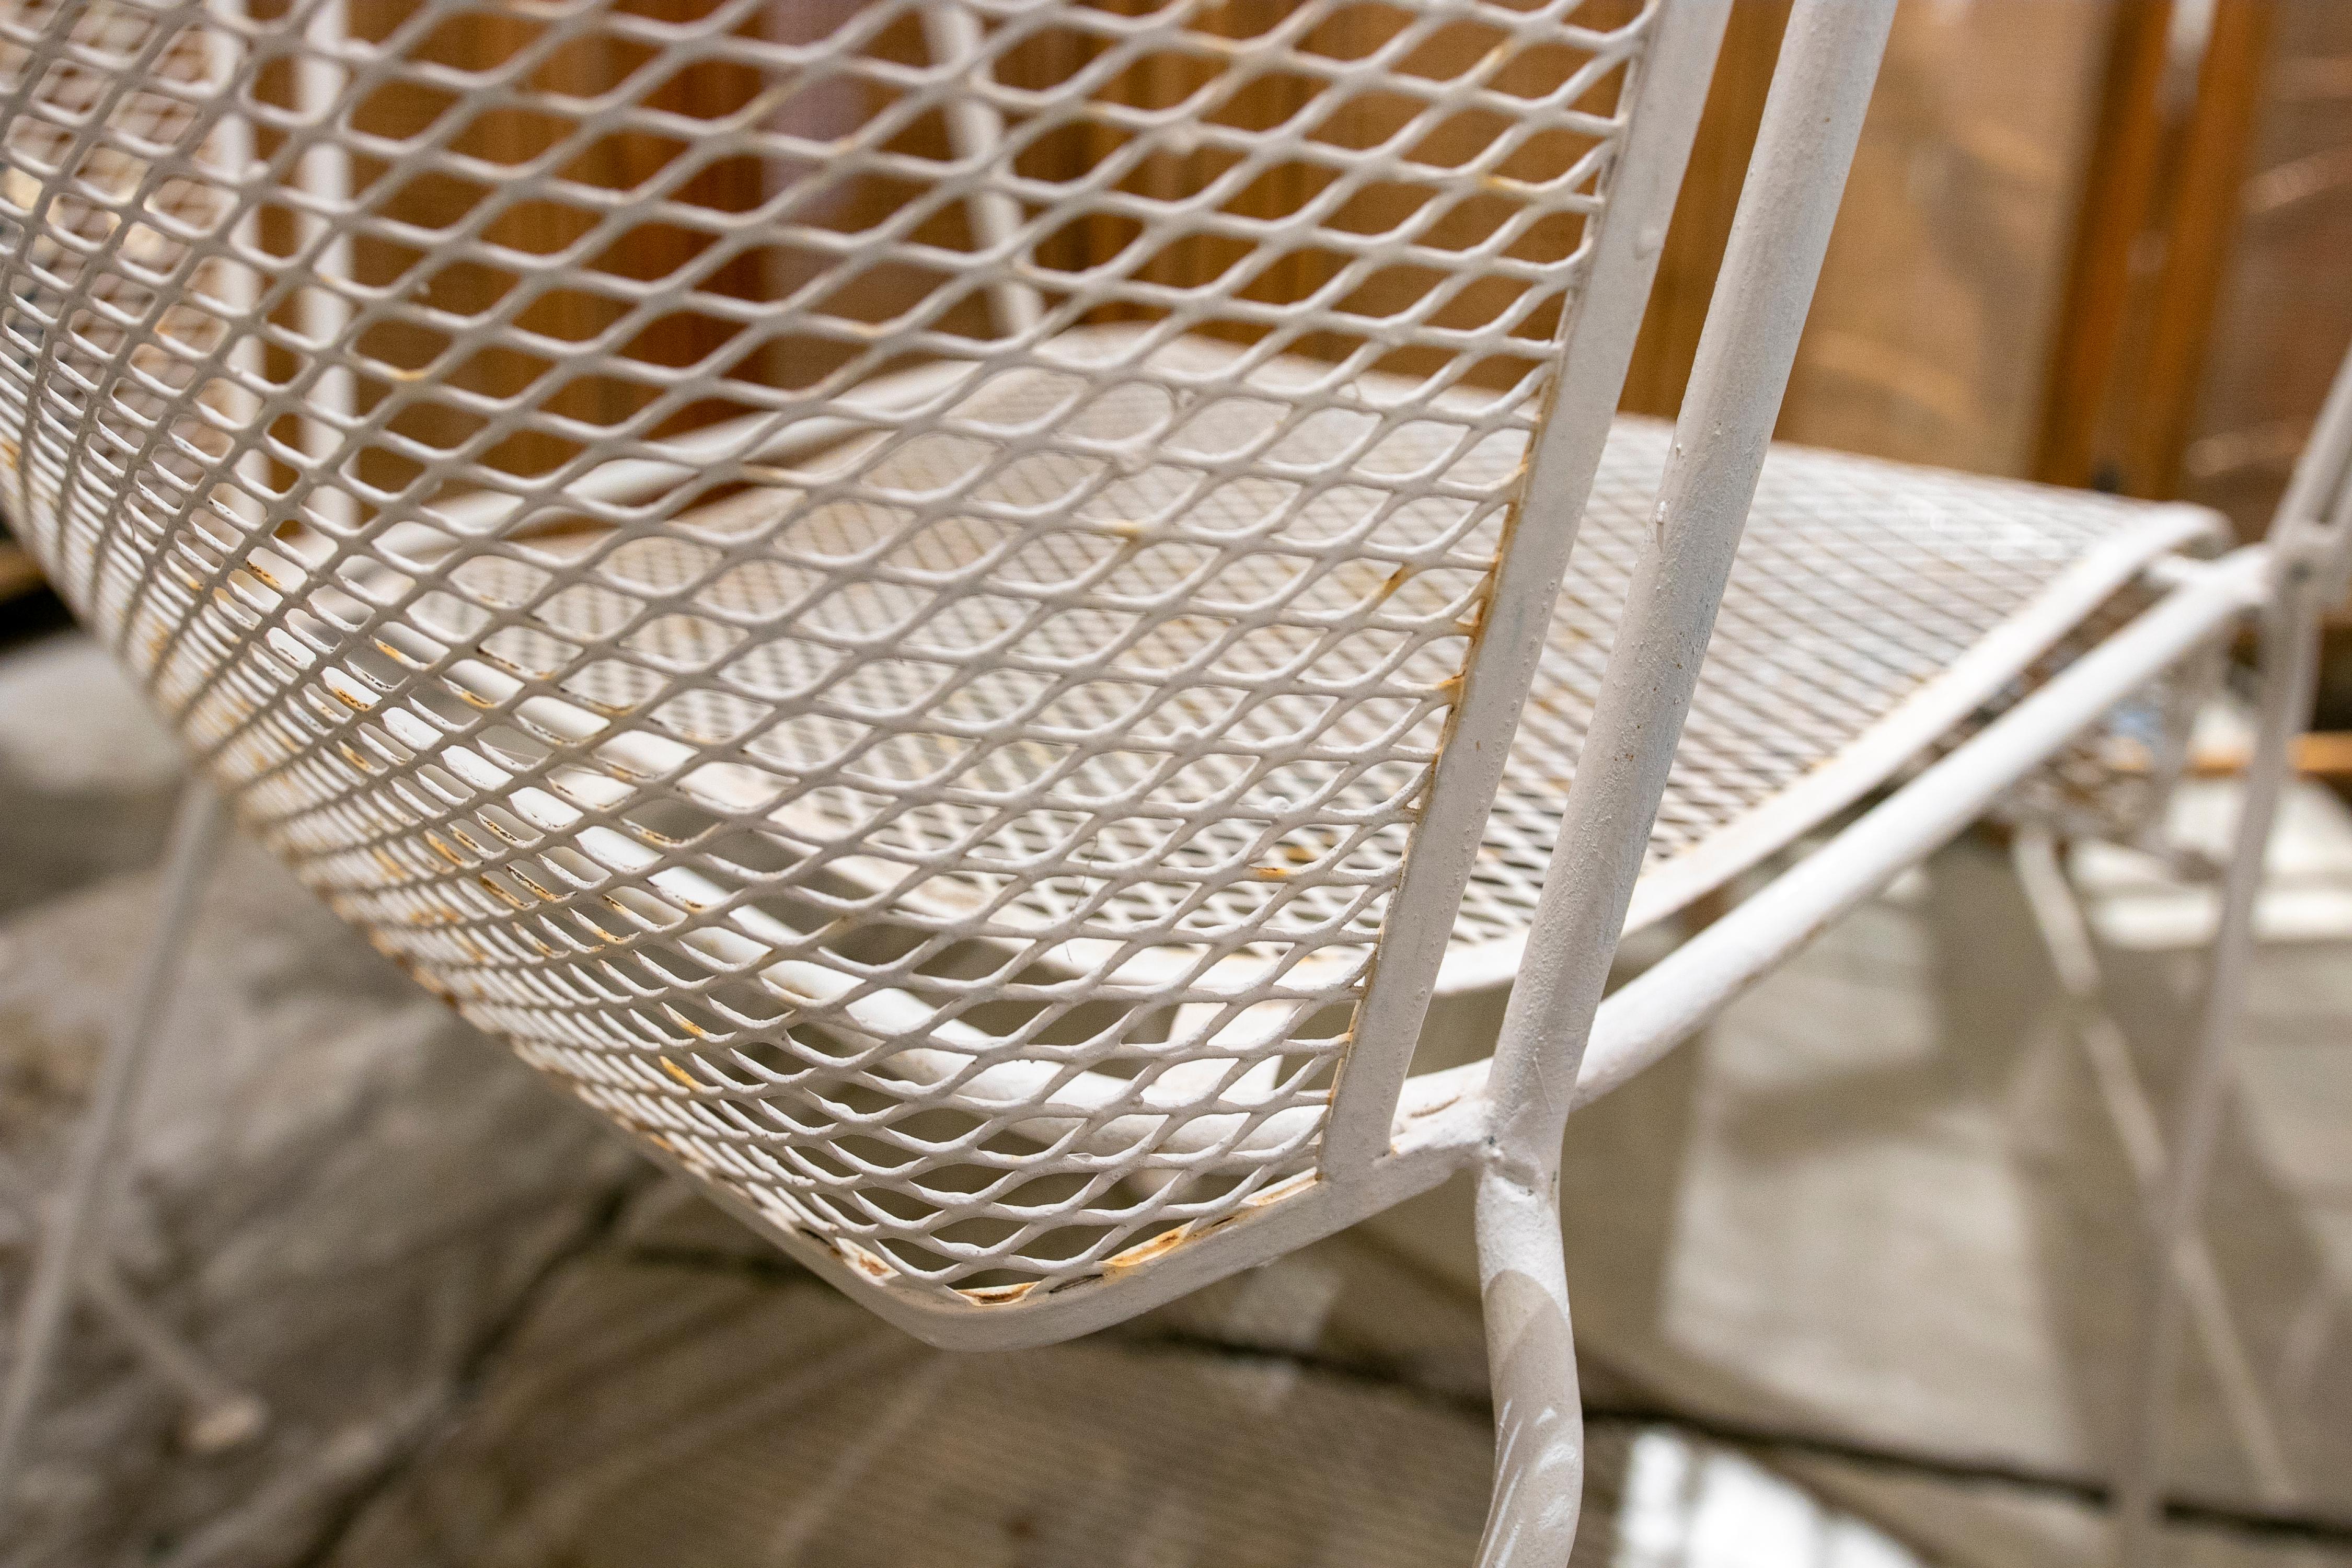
1241, 1170, 1318, 1212
1404, 1087, 1462, 1119
963, 1280, 1037, 1305
838, 1241, 894, 1280
1102, 1225, 1189, 1273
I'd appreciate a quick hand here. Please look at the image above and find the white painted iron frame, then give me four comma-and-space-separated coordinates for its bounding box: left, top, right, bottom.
4, 2, 2346, 1563
2101, 343, 2352, 1564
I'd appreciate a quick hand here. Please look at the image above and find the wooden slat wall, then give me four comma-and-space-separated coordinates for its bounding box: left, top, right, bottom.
2035, 0, 2279, 501
1624, 1, 2114, 481
2176, 0, 2352, 544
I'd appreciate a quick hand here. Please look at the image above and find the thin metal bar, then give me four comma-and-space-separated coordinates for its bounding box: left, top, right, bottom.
1470, 1157, 1586, 1568
2270, 339, 2352, 598
2010, 831, 2296, 1508
79, 1263, 269, 1456
294, 0, 357, 533
1470, 6, 1893, 1563
205, 0, 270, 539
1322, 0, 1736, 1171
2112, 593, 2321, 1567
2106, 336, 2352, 1562
0, 1148, 264, 1449
0, 779, 227, 1524
919, 3, 1044, 339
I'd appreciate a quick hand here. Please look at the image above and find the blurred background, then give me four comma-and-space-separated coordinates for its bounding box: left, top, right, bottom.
1, 3, 2348, 1566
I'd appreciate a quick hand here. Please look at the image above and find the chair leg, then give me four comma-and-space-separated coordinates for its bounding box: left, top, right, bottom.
0, 779, 229, 1521
1472, 1158, 1585, 1568
2111, 603, 2320, 1567
2013, 832, 2297, 1527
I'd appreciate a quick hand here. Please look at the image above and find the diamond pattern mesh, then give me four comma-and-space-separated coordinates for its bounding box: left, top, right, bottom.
0, 0, 1660, 1304
0, 0, 2213, 1318
1456, 421, 2204, 951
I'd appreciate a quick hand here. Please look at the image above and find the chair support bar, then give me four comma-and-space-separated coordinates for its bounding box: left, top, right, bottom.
0, 781, 231, 1525
1470, 5, 1895, 1562
2108, 330, 2352, 1565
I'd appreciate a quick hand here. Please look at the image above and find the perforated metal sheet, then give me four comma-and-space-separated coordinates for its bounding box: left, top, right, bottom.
0, 0, 1662, 1308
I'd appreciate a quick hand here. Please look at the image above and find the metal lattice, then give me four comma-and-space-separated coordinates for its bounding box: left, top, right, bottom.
0, 0, 2218, 1330
1450, 422, 2215, 958
1, 0, 1665, 1305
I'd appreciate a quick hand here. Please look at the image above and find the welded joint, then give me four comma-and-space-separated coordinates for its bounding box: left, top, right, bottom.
1471, 1128, 1563, 1203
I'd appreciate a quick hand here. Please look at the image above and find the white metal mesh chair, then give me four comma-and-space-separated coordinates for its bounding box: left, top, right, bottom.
1, 1, 2345, 1559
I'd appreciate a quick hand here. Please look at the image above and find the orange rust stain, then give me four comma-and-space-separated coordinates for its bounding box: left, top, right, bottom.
1102, 1226, 1189, 1274
839, 1242, 893, 1281
963, 1280, 1037, 1306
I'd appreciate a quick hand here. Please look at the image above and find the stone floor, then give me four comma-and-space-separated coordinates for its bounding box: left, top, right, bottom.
1, 628, 2346, 1567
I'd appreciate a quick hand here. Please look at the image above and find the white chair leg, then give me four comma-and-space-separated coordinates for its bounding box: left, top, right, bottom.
2111, 601, 2321, 1567
2013, 831, 2297, 1529
0, 1152, 270, 1458
1473, 1159, 1585, 1568
0, 779, 231, 1520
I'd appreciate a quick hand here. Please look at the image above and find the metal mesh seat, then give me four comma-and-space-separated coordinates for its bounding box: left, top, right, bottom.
1450, 421, 2218, 979
0, 0, 1679, 1315
22, 3, 2345, 1562
0, 0, 2203, 1313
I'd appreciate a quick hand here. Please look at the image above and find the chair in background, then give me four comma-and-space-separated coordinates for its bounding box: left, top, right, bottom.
1, 1, 2343, 1560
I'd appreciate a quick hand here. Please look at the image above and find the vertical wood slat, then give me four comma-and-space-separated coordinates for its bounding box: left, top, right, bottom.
2034, 0, 2278, 500
2035, 0, 2178, 491
2178, 0, 2352, 563
1619, 0, 1791, 420
2130, 0, 2276, 499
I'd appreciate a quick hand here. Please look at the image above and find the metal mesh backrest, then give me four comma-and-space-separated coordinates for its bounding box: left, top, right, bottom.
1, 0, 1662, 1308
